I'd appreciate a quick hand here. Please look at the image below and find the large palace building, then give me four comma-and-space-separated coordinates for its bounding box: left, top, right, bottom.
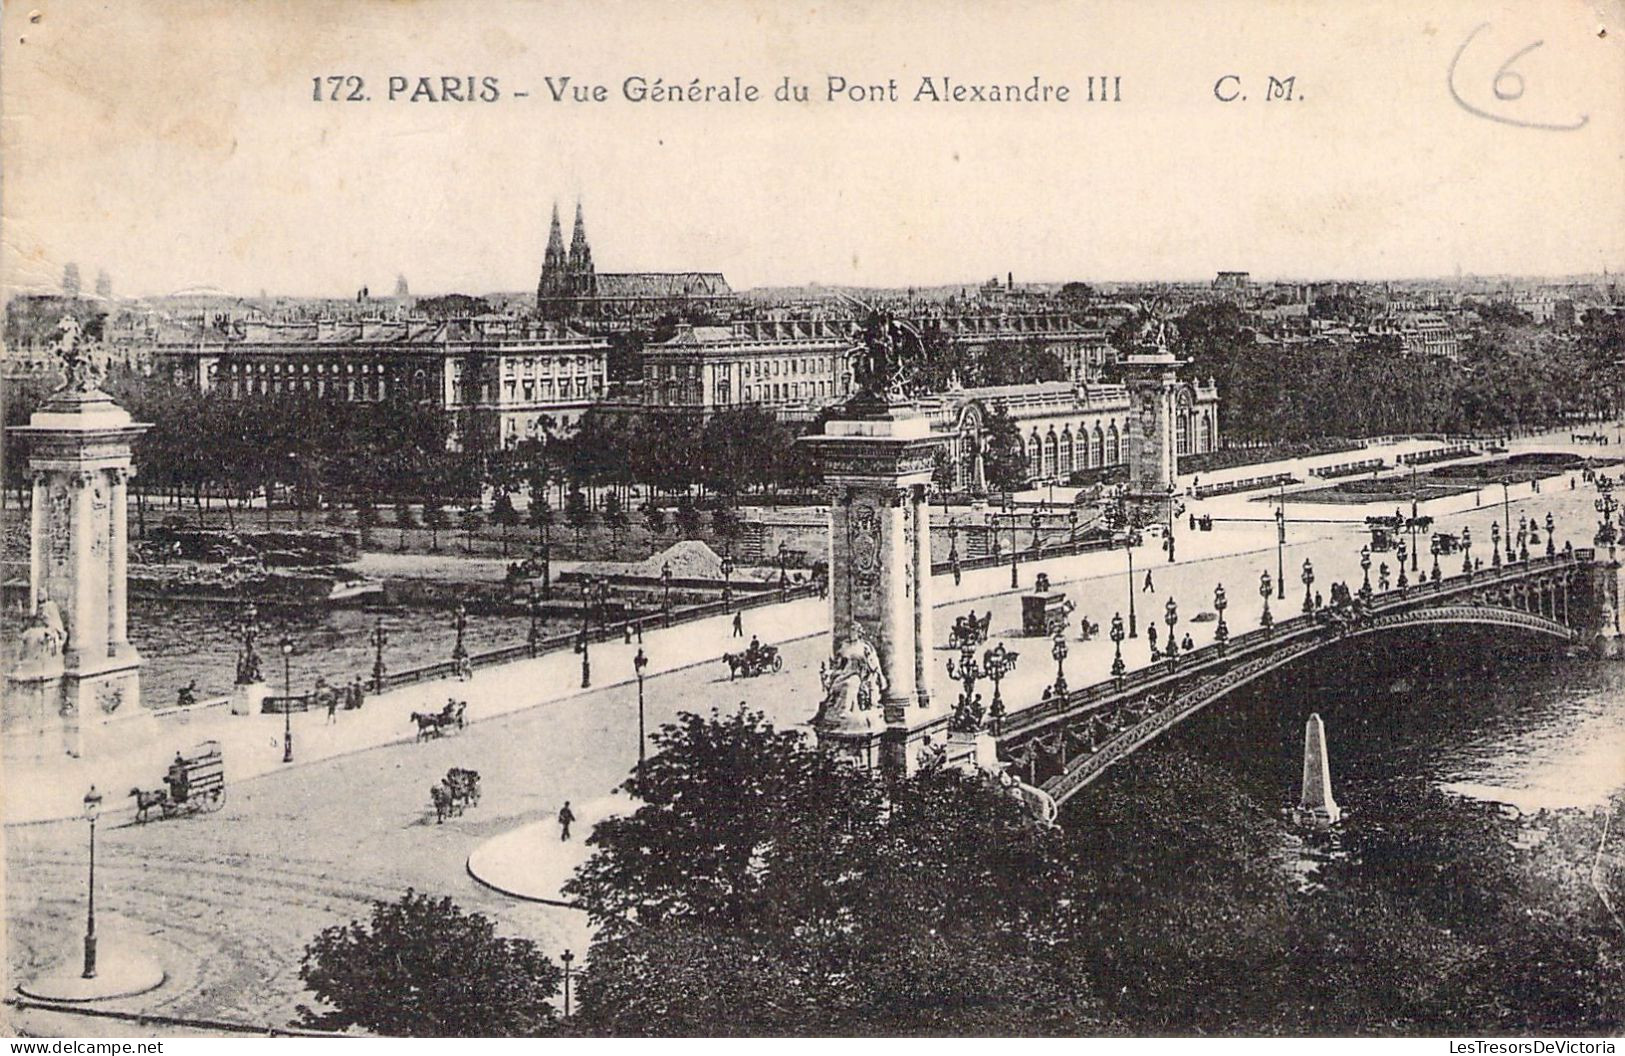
536, 202, 737, 324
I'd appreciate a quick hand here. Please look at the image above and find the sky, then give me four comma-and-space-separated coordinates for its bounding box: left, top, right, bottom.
2, 0, 1622, 299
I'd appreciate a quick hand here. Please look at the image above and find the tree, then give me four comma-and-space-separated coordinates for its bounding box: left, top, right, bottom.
461, 507, 486, 554
643, 503, 668, 538
604, 491, 629, 555
565, 488, 590, 553
394, 501, 417, 551
299, 889, 561, 1036
423, 502, 447, 552
528, 493, 553, 548
61, 262, 81, 297
94, 269, 112, 299
491, 491, 519, 557
674, 498, 702, 539
981, 405, 1028, 495
355, 497, 379, 548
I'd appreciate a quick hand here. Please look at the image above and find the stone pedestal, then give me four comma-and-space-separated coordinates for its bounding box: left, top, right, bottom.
231, 680, 269, 716
1290, 712, 1342, 828
1124, 341, 1187, 526
5, 340, 150, 759
804, 403, 948, 779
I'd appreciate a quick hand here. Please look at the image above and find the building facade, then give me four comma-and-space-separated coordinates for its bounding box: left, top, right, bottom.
150, 315, 608, 450
640, 319, 855, 418
923, 378, 1221, 489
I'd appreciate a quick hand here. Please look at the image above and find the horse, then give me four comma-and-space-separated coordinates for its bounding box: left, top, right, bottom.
446, 767, 481, 807
129, 787, 167, 824
429, 782, 455, 823
410, 711, 446, 741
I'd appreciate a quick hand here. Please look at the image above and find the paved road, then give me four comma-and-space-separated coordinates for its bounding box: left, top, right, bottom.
5, 426, 1618, 1033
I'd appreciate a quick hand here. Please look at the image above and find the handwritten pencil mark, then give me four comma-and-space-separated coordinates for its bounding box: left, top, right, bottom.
1448, 22, 1589, 131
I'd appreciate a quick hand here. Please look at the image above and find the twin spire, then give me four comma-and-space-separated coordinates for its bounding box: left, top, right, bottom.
545, 200, 591, 268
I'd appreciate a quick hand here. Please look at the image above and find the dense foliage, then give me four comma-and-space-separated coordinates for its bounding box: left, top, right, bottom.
298, 889, 561, 1036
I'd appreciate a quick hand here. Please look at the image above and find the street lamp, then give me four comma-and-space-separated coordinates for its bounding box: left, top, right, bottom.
451, 601, 468, 664
777, 541, 790, 598
1301, 558, 1315, 614
1110, 611, 1126, 683
1163, 596, 1179, 668
1213, 583, 1229, 653
1009, 512, 1020, 589
947, 642, 984, 732
1462, 525, 1473, 576
1260, 571, 1274, 635
633, 646, 649, 770
371, 614, 388, 691
560, 948, 575, 1018
1545, 512, 1555, 557
526, 585, 543, 656
1431, 535, 1443, 583
721, 550, 735, 612
661, 561, 673, 627
983, 642, 1018, 735
1397, 539, 1409, 591
948, 518, 960, 564
1359, 545, 1372, 599
1030, 511, 1043, 555
1050, 631, 1069, 697
1501, 478, 1514, 562
1491, 520, 1502, 569
1124, 532, 1138, 638
1275, 488, 1287, 599
81, 786, 102, 979
279, 636, 294, 763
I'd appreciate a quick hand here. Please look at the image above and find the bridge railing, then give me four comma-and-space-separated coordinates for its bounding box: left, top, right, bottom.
999, 546, 1590, 741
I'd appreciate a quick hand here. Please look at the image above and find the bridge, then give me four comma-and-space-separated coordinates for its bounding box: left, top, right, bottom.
995, 548, 1618, 808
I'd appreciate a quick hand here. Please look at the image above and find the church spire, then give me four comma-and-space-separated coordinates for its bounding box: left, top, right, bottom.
568, 200, 593, 273
545, 202, 566, 267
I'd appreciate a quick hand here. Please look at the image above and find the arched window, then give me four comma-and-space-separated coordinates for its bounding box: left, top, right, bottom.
1092, 425, 1105, 467
1177, 412, 1191, 455
1106, 423, 1120, 465
1043, 432, 1058, 478
1202, 413, 1215, 453
1059, 429, 1075, 474
1027, 434, 1041, 478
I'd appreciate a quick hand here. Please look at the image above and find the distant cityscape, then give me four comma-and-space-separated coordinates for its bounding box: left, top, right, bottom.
5, 201, 1623, 494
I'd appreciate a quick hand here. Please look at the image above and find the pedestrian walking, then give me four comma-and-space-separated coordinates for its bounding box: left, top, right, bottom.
1181, 633, 1194, 652
1143, 569, 1155, 593
326, 687, 337, 724
732, 611, 744, 637
558, 800, 576, 841
351, 676, 364, 709
1147, 623, 1159, 655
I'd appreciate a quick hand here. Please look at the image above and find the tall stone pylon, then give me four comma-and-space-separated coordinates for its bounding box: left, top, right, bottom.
1291, 712, 1342, 828
802, 313, 946, 777
1123, 306, 1186, 525
5, 317, 150, 759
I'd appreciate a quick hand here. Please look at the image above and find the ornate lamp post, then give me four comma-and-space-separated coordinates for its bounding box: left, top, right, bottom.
1068, 507, 1079, 549
1110, 611, 1126, 683
1501, 477, 1514, 562
1431, 535, 1443, 583
451, 601, 468, 665
1397, 540, 1410, 590
578, 580, 592, 689
596, 577, 610, 634
279, 636, 294, 763
1491, 520, 1502, 569
1009, 512, 1020, 588
777, 540, 790, 597
1462, 525, 1473, 576
560, 949, 575, 1018
947, 518, 960, 564
1518, 528, 1530, 564
1259, 571, 1274, 635
81, 786, 102, 979
1359, 545, 1372, 599
1124, 532, 1138, 637
1050, 631, 1069, 697
371, 614, 388, 690
633, 645, 649, 769
721, 550, 735, 612
1274, 494, 1287, 599
1163, 596, 1179, 668
661, 560, 673, 627
983, 642, 1018, 735
947, 643, 984, 732
1213, 583, 1229, 653
1301, 558, 1315, 614
526, 585, 543, 656
1544, 512, 1555, 557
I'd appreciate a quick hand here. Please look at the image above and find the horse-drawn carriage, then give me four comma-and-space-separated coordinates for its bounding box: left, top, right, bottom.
1432, 531, 1463, 555
723, 642, 782, 679
949, 610, 992, 649
429, 767, 481, 823
410, 699, 468, 740
130, 740, 225, 822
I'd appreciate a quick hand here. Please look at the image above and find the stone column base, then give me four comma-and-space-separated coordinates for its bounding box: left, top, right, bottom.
231, 681, 269, 716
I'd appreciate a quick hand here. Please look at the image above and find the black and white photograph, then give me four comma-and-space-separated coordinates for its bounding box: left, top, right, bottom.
2, 0, 1622, 1042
